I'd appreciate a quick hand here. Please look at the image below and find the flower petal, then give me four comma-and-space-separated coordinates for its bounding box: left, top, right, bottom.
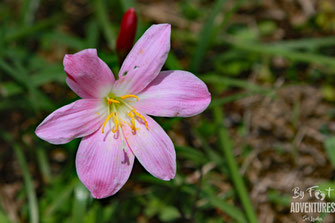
134, 70, 211, 117
64, 49, 115, 98
76, 126, 135, 199
35, 99, 106, 144
123, 113, 176, 180
114, 24, 171, 95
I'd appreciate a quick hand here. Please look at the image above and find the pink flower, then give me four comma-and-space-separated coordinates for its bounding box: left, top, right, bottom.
35, 24, 211, 199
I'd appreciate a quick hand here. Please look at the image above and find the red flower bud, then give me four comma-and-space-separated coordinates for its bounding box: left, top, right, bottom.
116, 8, 137, 63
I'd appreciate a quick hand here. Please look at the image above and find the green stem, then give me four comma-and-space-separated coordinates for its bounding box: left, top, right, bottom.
213, 106, 258, 223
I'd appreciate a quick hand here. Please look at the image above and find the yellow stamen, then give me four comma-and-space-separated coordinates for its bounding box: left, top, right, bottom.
128, 112, 136, 130
108, 98, 120, 104
112, 112, 118, 133
132, 109, 148, 129
121, 94, 139, 101
102, 113, 113, 133
103, 94, 147, 134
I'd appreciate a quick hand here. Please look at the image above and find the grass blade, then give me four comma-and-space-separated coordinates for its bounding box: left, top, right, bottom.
213, 106, 258, 223
36, 147, 52, 183
270, 37, 335, 50
200, 74, 268, 92
71, 183, 89, 223
223, 36, 335, 68
324, 137, 335, 168
0, 59, 28, 85
44, 179, 78, 216
86, 20, 99, 48
205, 188, 247, 223
2, 132, 39, 223
93, 0, 116, 51
4, 14, 61, 43
165, 52, 182, 70
190, 0, 226, 73
21, 0, 41, 26
0, 209, 11, 223
210, 92, 261, 107
14, 144, 39, 223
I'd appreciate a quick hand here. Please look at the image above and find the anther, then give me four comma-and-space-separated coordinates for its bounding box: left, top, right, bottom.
102, 113, 113, 133
131, 109, 148, 129
128, 112, 136, 130
121, 94, 139, 101
108, 98, 121, 105
112, 112, 118, 133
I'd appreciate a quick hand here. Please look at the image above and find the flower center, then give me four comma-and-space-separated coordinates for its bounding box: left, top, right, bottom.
101, 94, 148, 134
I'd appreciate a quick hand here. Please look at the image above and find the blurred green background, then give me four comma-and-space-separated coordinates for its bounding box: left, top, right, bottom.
2, 0, 335, 222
